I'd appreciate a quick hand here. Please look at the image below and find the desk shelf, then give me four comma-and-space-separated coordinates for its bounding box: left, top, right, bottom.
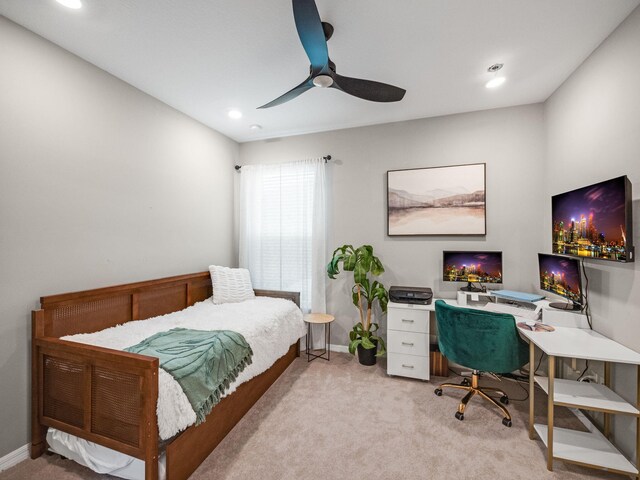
535, 376, 640, 415
523, 327, 640, 477
533, 424, 638, 475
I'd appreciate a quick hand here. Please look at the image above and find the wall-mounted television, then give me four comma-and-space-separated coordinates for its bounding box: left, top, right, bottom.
443, 251, 502, 292
552, 175, 634, 262
538, 253, 583, 311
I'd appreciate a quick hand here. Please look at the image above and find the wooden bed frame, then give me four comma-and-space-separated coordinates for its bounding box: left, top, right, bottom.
31, 271, 301, 480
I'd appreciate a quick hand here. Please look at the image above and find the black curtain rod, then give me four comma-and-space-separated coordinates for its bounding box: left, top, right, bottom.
235, 155, 331, 171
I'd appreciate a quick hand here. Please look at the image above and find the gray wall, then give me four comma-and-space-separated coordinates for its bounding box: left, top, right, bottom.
0, 17, 238, 457
239, 104, 547, 346
544, 6, 640, 459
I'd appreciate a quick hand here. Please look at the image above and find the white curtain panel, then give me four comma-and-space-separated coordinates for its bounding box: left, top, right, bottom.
239, 158, 327, 315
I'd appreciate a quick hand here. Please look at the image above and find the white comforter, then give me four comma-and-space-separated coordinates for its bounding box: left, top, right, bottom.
63, 296, 305, 440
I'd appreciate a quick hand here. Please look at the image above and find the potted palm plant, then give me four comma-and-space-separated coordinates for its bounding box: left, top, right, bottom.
327, 244, 388, 365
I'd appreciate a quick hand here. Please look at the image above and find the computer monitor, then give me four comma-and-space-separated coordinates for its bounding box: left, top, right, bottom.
552, 175, 634, 263
443, 251, 503, 292
538, 253, 583, 311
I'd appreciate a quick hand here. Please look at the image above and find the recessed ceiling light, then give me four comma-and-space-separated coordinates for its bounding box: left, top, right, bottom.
486, 77, 506, 89
485, 63, 505, 89
249, 124, 262, 131
228, 109, 242, 119
56, 0, 82, 9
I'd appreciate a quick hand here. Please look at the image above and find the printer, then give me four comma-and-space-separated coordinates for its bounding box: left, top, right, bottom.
389, 286, 433, 305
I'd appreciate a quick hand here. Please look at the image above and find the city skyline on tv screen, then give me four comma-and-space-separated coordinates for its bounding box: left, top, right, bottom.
552, 176, 630, 261
443, 251, 502, 284
539, 254, 582, 303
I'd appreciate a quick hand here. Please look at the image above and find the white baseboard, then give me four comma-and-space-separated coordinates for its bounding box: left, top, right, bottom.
0, 444, 29, 472
300, 333, 350, 354
329, 344, 349, 353
301, 344, 350, 354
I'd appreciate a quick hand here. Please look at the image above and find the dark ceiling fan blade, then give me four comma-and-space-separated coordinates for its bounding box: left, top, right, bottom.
292, 0, 329, 72
258, 77, 314, 109
331, 73, 406, 102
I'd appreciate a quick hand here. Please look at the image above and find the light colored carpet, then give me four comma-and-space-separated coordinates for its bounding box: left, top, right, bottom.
1, 353, 622, 479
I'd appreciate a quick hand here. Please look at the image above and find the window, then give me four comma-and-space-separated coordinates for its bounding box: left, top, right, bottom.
239, 158, 326, 312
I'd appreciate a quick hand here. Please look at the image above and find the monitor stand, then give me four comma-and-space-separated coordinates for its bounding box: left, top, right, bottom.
549, 301, 582, 312
460, 282, 483, 293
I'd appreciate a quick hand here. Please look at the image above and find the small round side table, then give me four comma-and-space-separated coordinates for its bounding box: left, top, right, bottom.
304, 313, 335, 362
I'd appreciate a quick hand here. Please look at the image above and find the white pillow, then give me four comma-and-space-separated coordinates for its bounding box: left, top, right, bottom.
209, 265, 255, 304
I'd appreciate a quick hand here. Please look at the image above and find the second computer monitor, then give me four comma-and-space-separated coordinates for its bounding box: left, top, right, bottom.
538, 253, 583, 311
443, 251, 503, 292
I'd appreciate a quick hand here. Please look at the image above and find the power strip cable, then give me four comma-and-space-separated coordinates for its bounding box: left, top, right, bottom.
581, 258, 593, 329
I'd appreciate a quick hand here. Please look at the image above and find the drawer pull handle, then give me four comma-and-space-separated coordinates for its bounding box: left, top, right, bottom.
401, 342, 414, 346
402, 364, 415, 369
401, 319, 415, 323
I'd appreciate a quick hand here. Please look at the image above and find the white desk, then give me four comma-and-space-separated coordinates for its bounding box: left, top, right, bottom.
519, 327, 640, 364
519, 326, 640, 476
423, 298, 457, 311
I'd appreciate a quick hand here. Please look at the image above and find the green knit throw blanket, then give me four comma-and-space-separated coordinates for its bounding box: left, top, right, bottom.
125, 328, 253, 425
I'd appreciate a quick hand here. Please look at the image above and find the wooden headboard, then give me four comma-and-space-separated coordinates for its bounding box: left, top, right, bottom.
36, 271, 300, 338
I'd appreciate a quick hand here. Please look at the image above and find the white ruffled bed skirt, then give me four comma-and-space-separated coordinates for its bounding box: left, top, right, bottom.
47, 429, 167, 480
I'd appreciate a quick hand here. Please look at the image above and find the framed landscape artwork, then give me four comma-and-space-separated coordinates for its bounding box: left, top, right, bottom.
387, 163, 486, 236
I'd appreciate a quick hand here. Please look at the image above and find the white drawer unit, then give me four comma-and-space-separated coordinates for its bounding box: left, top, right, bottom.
387, 301, 430, 380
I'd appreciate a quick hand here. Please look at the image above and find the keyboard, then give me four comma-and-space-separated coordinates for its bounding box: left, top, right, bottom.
492, 290, 545, 303
481, 302, 541, 321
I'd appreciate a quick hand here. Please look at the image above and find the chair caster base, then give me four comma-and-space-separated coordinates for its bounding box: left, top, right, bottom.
500, 395, 509, 405
461, 378, 471, 386
502, 417, 512, 427
434, 388, 443, 396
455, 411, 464, 421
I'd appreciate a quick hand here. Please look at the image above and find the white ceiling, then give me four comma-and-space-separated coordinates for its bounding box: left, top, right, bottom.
1, 0, 638, 142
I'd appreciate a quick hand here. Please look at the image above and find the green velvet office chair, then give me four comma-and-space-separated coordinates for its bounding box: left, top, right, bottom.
433, 300, 529, 427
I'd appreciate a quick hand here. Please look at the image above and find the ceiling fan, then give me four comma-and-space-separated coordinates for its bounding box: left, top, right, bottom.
258, 0, 406, 109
